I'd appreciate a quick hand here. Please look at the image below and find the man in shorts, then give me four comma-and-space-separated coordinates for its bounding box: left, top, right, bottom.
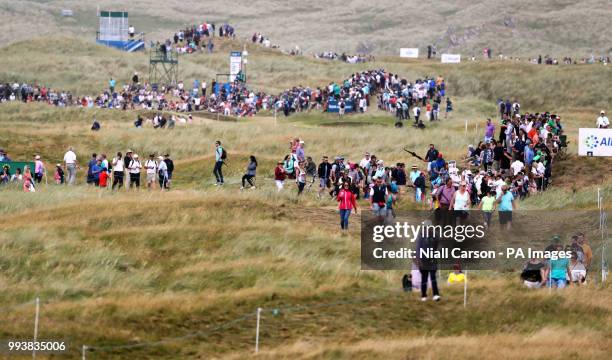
145, 153, 157, 189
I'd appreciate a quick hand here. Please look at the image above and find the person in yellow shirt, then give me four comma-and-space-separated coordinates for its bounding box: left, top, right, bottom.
447, 265, 465, 284
478, 190, 496, 228
578, 233, 593, 269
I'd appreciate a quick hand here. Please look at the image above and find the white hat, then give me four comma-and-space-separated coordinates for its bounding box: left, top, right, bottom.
35, 155, 41, 160
158, 156, 164, 160
601, 110, 606, 114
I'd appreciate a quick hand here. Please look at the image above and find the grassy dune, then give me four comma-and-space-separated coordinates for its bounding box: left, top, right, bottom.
1, 37, 611, 359
0, 187, 610, 359
1, 1, 611, 56
1, 37, 611, 108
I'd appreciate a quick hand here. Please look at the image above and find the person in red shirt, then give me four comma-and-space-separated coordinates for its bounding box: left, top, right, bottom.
99, 167, 109, 188
274, 161, 286, 191
337, 181, 358, 231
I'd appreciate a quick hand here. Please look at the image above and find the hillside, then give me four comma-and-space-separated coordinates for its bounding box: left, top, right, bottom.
0, 104, 610, 358
1, 37, 611, 110
1, 0, 611, 57
0, 25, 611, 360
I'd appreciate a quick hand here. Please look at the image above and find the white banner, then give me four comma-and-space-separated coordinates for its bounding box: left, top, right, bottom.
399, 48, 419, 58
229, 51, 242, 82
441, 54, 461, 63
578, 128, 612, 156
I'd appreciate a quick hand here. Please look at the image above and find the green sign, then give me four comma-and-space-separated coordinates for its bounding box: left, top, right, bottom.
100, 11, 128, 18
0, 161, 36, 175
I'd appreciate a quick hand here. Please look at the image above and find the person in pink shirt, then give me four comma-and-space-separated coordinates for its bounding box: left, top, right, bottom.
34, 155, 45, 183
23, 165, 34, 192
337, 181, 358, 232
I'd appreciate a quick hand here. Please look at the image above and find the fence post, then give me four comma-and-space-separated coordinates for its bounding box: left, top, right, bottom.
82, 345, 87, 360
464, 119, 468, 136
463, 271, 468, 308
597, 188, 601, 209
255, 307, 262, 354
33, 297, 40, 359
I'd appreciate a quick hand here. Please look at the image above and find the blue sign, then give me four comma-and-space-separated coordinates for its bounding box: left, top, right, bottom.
327, 99, 354, 113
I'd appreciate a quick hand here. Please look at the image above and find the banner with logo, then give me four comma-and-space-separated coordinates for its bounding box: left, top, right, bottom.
441, 54, 461, 63
399, 48, 419, 58
229, 51, 242, 82
327, 99, 354, 113
578, 128, 612, 156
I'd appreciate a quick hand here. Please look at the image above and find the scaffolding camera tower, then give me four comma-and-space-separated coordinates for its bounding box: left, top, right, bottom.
149, 47, 179, 87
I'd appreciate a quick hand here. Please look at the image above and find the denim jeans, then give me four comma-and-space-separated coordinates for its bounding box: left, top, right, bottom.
213, 161, 224, 183
339, 209, 351, 229
551, 278, 566, 288
67, 163, 77, 185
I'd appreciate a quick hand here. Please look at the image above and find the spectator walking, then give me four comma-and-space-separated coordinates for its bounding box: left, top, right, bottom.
416, 220, 441, 302
213, 141, 225, 185
337, 181, 358, 232
241, 155, 257, 189
63, 147, 78, 185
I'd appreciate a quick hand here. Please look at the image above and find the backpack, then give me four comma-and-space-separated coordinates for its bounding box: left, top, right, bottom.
402, 274, 412, 292
220, 148, 227, 160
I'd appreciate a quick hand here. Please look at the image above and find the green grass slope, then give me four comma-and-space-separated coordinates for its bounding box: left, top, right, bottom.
1, 0, 611, 56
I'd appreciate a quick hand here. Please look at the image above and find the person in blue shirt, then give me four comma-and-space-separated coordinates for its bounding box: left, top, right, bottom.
86, 153, 97, 185
109, 78, 116, 93
549, 244, 570, 288
524, 142, 535, 168
497, 185, 515, 229
91, 159, 103, 187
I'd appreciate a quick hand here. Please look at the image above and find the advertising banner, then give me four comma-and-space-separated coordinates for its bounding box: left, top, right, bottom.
578, 128, 612, 156
399, 48, 419, 58
441, 54, 461, 63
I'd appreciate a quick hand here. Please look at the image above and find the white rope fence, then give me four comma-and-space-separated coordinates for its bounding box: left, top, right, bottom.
81, 292, 401, 358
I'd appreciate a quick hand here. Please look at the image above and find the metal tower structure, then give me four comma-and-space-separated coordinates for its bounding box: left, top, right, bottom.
149, 47, 179, 86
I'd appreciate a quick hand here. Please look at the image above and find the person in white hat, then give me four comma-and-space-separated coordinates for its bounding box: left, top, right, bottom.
157, 155, 168, 190
596, 110, 609, 128
128, 154, 142, 189
34, 154, 45, 183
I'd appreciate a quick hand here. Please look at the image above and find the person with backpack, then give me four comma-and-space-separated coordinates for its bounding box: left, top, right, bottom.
86, 153, 98, 185
157, 155, 168, 190
369, 177, 388, 221
213, 140, 226, 185
241, 155, 257, 190
164, 154, 174, 190
304, 156, 317, 190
